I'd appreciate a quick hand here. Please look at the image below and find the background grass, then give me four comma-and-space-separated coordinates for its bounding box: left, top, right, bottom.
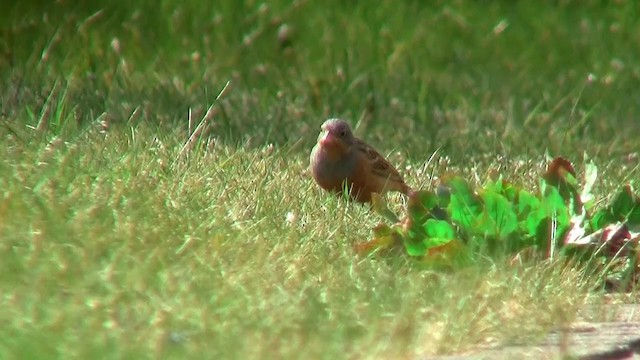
1, 1, 639, 359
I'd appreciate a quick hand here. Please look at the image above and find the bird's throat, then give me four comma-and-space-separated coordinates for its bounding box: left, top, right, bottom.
320, 141, 347, 161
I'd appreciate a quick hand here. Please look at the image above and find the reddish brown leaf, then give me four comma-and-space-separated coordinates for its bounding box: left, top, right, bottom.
543, 157, 583, 216
543, 157, 577, 186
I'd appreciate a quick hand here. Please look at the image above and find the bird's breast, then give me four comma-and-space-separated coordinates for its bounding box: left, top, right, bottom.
310, 145, 357, 185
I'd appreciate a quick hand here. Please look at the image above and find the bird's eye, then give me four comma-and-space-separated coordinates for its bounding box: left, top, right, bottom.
339, 130, 347, 137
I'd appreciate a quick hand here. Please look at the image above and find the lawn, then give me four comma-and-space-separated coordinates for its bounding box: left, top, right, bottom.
1, 1, 639, 359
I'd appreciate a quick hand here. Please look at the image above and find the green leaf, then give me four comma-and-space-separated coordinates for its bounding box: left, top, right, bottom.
480, 190, 518, 239
403, 219, 456, 257
447, 177, 483, 231
543, 186, 571, 229
610, 185, 638, 222
525, 186, 572, 252
525, 206, 548, 239
404, 237, 428, 257
484, 178, 518, 203
542, 187, 571, 256
580, 158, 598, 210
534, 217, 552, 252
423, 219, 456, 248
407, 190, 439, 223
541, 158, 583, 217
564, 170, 579, 187
415, 190, 439, 209
501, 181, 519, 203
517, 189, 541, 219
517, 189, 543, 239
590, 185, 640, 229
483, 179, 503, 194
628, 204, 640, 226
401, 217, 427, 256
590, 208, 611, 231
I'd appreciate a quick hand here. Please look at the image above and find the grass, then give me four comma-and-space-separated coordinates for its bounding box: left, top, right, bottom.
1, 0, 639, 359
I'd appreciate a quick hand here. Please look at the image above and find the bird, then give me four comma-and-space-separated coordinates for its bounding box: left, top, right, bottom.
309, 118, 411, 203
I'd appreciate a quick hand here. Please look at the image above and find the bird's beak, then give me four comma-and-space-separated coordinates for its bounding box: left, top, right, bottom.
319, 131, 337, 146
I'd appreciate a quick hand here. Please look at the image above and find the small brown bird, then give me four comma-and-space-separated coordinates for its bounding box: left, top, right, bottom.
309, 118, 411, 203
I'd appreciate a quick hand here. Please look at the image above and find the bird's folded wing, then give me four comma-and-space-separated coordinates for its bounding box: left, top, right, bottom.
355, 139, 404, 183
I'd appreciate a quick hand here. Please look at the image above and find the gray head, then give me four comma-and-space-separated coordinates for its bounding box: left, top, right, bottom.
318, 118, 355, 148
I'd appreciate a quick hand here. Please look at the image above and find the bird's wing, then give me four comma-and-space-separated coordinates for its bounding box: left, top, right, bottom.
355, 138, 406, 185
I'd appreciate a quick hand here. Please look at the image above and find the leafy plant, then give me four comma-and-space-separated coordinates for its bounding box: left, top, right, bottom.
359, 157, 640, 288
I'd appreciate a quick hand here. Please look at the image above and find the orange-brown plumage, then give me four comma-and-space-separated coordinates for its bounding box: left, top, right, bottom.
309, 118, 411, 203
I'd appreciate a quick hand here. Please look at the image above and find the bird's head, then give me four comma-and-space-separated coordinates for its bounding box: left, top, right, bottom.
317, 119, 355, 153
